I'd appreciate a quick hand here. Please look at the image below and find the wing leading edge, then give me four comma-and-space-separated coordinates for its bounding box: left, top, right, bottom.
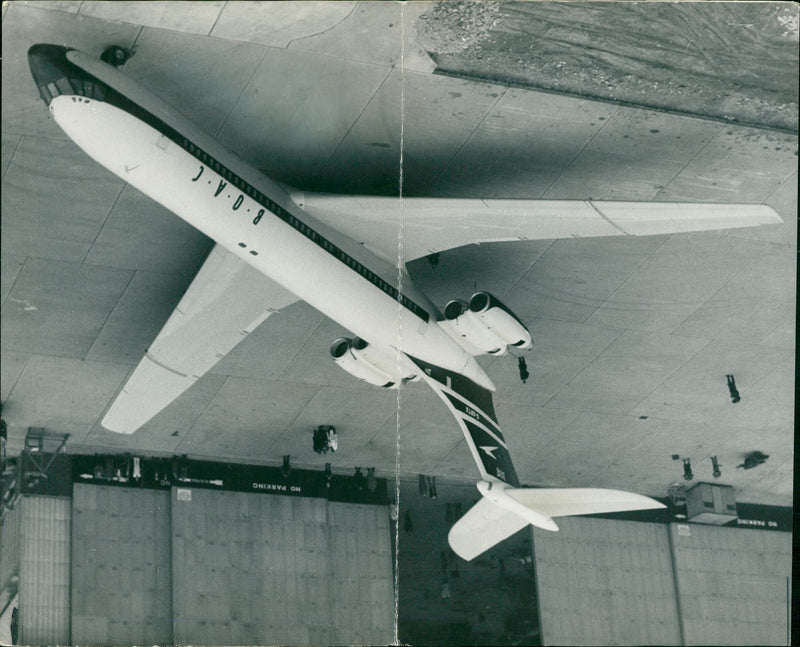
102, 245, 298, 433
294, 193, 781, 262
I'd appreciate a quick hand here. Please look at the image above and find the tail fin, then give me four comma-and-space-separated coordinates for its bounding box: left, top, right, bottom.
405, 355, 666, 560
449, 480, 665, 561
408, 355, 520, 486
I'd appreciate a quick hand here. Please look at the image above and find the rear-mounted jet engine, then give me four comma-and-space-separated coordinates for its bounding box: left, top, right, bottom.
440, 291, 532, 356
330, 337, 420, 388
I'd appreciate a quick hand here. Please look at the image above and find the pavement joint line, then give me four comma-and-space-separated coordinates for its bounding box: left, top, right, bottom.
253, 318, 334, 456
499, 238, 557, 301
540, 102, 620, 200
652, 121, 725, 202
358, 407, 403, 449
576, 231, 674, 331
430, 435, 473, 478
279, 314, 330, 383
180, 372, 233, 451
215, 46, 272, 139
509, 405, 579, 470
670, 237, 776, 344
267, 384, 326, 453
1, 134, 22, 184
540, 326, 627, 410
84, 267, 137, 363
625, 335, 715, 428
425, 85, 509, 193
0, 323, 34, 406
757, 318, 793, 350
82, 181, 128, 266
206, 1, 228, 38
319, 66, 396, 174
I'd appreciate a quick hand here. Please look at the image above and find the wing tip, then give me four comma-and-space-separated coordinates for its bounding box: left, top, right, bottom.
760, 205, 783, 225
100, 411, 139, 435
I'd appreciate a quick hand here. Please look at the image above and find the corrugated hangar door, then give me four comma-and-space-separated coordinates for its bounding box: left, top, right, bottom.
533, 517, 682, 646
327, 500, 395, 644
170, 487, 394, 646
0, 501, 21, 591
71, 484, 172, 645
18, 495, 71, 646
670, 523, 791, 646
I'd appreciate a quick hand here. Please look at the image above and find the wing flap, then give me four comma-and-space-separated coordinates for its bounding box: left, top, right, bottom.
295, 192, 781, 262
102, 245, 298, 433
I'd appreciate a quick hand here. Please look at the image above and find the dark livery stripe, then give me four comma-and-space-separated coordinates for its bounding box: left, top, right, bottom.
410, 356, 498, 423
442, 391, 503, 441
464, 420, 519, 486
33, 46, 429, 323
415, 358, 499, 421
408, 355, 520, 487
178, 141, 429, 323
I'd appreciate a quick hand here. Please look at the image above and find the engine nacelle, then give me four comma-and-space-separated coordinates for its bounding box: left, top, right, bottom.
469, 292, 532, 350
440, 292, 532, 356
330, 337, 419, 388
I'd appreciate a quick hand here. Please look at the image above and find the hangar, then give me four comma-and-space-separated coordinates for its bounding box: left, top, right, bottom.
1, 2, 795, 645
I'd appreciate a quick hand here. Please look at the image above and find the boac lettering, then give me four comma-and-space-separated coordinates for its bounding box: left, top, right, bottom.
189, 156, 265, 226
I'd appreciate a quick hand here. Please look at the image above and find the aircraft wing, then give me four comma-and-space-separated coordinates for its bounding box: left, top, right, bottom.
294, 193, 781, 262
102, 245, 298, 433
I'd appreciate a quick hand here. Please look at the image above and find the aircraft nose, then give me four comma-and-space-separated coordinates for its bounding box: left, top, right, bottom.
28, 43, 73, 106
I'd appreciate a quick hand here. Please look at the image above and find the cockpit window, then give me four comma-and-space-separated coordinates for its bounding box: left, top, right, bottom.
37, 72, 108, 104
30, 45, 112, 108
81, 80, 107, 101
55, 77, 74, 94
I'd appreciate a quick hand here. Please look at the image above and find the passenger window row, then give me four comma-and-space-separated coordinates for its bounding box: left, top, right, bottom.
179, 139, 428, 322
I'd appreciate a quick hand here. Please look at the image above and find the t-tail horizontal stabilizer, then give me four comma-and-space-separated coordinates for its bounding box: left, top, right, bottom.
449, 480, 666, 561
407, 355, 665, 560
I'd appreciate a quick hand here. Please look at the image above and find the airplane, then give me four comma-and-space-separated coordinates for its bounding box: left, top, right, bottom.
28, 43, 782, 561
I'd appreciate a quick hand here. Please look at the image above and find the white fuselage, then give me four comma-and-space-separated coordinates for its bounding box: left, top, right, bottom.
49, 93, 495, 390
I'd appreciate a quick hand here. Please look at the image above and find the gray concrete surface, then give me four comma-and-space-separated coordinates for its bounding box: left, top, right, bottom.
1, 2, 796, 508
